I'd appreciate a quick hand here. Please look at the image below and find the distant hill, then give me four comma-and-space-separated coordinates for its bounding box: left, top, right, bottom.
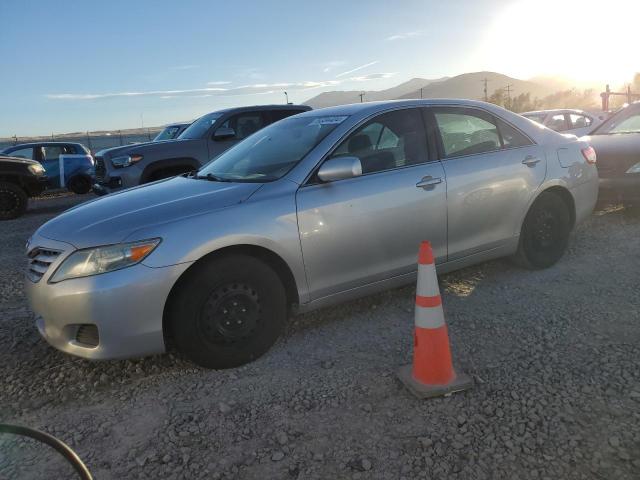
304, 71, 563, 108
304, 77, 447, 108
399, 71, 556, 101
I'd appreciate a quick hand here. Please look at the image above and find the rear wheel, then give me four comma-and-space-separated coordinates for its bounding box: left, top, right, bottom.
514, 191, 571, 269
167, 254, 287, 369
67, 175, 92, 194
0, 182, 28, 220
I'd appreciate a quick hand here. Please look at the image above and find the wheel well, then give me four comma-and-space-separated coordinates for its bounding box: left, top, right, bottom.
539, 186, 576, 228
141, 158, 199, 183
162, 245, 299, 346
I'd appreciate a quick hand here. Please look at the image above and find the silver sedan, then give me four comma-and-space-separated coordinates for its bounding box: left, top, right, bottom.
25, 99, 598, 368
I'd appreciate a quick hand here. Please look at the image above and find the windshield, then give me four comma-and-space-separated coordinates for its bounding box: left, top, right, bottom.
591, 104, 640, 135
178, 113, 223, 139
197, 115, 348, 182
154, 125, 184, 141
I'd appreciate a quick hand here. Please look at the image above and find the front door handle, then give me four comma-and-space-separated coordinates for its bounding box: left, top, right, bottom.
522, 155, 541, 167
416, 176, 443, 189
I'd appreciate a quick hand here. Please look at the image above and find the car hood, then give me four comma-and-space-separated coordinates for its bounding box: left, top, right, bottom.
583, 133, 640, 176
0, 155, 41, 166
95, 138, 202, 158
36, 176, 262, 248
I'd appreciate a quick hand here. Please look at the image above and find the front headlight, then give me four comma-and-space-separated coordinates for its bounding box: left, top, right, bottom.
111, 154, 143, 168
28, 164, 46, 176
49, 239, 161, 283
626, 162, 640, 174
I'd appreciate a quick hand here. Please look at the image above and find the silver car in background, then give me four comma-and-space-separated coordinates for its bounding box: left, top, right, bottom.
25, 99, 598, 368
522, 108, 606, 137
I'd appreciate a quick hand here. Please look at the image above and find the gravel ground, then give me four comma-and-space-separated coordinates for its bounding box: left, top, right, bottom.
1, 194, 639, 479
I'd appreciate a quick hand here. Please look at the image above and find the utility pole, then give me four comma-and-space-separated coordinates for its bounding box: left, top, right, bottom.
420, 87, 423, 99
284, 91, 289, 104
359, 92, 365, 103
481, 78, 490, 102
504, 84, 513, 109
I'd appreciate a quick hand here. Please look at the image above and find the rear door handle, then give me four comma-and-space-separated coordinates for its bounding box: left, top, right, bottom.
522, 155, 541, 167
416, 176, 443, 189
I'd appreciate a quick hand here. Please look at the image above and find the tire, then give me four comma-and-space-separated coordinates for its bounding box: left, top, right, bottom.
514, 191, 571, 269
0, 182, 28, 220
67, 175, 92, 194
167, 254, 287, 369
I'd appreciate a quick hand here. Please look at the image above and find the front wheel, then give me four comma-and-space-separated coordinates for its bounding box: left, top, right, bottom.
0, 182, 28, 220
514, 191, 571, 269
167, 254, 287, 369
67, 175, 92, 194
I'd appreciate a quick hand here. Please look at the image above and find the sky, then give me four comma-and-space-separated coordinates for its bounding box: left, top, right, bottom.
1, 0, 638, 136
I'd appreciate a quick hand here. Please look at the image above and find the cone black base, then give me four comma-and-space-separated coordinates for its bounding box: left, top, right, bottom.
397, 365, 473, 399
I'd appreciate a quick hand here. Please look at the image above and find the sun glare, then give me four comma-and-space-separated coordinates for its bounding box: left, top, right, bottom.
478, 0, 639, 85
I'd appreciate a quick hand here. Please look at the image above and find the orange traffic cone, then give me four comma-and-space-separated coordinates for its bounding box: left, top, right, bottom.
397, 241, 472, 398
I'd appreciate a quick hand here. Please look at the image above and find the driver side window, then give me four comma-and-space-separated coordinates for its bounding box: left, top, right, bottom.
433, 108, 501, 158
329, 108, 429, 174
218, 112, 266, 140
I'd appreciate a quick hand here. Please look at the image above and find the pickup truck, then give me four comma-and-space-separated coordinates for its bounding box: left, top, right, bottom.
93, 104, 311, 195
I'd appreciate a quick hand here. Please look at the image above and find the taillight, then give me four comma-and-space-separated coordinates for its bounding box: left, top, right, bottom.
581, 146, 597, 165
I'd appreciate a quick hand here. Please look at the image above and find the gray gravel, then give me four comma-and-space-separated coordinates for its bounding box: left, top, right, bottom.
1, 195, 639, 479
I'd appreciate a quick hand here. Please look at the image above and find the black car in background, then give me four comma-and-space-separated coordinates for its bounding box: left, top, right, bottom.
0, 155, 48, 219
586, 102, 640, 209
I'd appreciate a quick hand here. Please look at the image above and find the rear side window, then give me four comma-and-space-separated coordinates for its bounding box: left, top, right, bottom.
496, 119, 533, 148
269, 109, 304, 123
433, 109, 501, 158
548, 114, 568, 131
569, 114, 592, 128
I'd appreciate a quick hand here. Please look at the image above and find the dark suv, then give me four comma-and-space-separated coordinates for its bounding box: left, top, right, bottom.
93, 104, 311, 195
0, 155, 48, 219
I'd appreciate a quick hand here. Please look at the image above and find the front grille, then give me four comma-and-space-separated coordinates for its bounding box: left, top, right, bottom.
75, 324, 99, 347
27, 248, 61, 283
94, 156, 106, 181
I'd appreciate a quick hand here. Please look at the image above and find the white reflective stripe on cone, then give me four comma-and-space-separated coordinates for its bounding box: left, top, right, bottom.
415, 305, 446, 329
417, 263, 440, 298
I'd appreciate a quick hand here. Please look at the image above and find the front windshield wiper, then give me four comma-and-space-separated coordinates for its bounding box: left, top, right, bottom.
194, 172, 232, 182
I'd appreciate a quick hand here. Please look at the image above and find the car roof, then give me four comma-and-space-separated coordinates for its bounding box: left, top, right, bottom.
522, 108, 588, 116
208, 104, 312, 115
293, 98, 515, 118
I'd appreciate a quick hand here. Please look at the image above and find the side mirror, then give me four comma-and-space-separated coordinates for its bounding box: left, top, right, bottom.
213, 127, 236, 141
317, 156, 362, 182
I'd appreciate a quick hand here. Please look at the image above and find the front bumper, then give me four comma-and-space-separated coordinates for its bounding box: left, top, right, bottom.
599, 174, 640, 203
25, 235, 192, 360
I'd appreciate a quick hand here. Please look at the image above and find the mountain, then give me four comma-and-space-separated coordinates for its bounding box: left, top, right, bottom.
398, 71, 556, 101
304, 71, 564, 108
304, 77, 447, 108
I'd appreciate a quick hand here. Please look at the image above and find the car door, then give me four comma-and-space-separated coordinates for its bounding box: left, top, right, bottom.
40, 144, 67, 188
208, 111, 268, 160
430, 106, 546, 260
296, 107, 447, 301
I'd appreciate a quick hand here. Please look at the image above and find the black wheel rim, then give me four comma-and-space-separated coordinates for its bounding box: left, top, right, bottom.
0, 190, 18, 214
530, 209, 558, 250
198, 283, 261, 344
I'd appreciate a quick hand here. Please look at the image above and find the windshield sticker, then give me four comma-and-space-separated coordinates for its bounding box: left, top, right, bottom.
309, 116, 348, 126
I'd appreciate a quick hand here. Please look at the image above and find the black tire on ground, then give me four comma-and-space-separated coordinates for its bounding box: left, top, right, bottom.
0, 182, 28, 220
67, 175, 92, 194
514, 191, 571, 269
167, 254, 287, 369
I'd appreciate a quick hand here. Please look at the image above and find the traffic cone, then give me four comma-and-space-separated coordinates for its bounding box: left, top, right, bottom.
397, 241, 472, 398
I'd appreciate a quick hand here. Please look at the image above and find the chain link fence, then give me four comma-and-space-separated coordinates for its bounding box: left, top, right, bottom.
0, 128, 163, 154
